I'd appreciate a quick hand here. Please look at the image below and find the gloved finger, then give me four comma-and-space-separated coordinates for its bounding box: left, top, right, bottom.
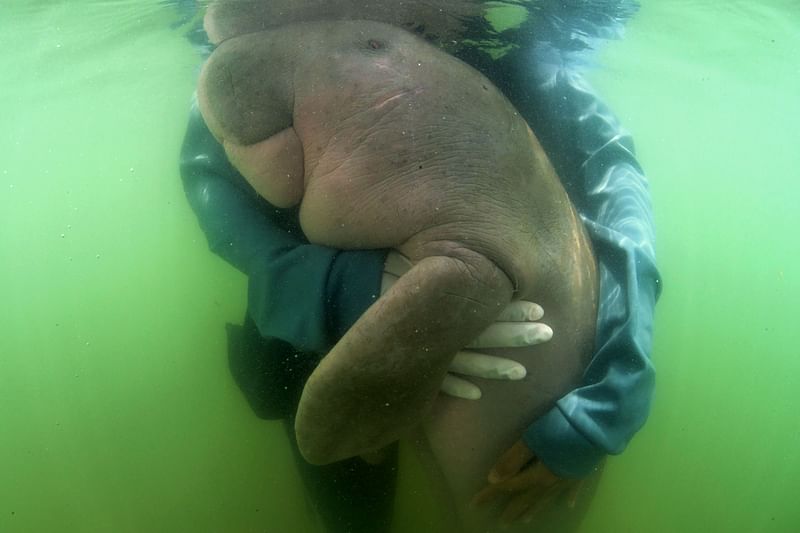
496, 300, 544, 322
380, 272, 398, 295
440, 373, 482, 400
448, 351, 526, 380
383, 250, 413, 277
467, 322, 553, 348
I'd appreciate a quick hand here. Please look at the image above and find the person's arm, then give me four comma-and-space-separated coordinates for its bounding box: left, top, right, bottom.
472, 65, 661, 524
179, 101, 386, 354
510, 67, 662, 477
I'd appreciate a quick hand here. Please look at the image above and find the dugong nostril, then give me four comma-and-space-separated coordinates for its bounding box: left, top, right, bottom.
367, 38, 385, 50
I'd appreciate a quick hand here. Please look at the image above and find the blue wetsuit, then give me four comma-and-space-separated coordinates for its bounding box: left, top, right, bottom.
178, 1, 660, 528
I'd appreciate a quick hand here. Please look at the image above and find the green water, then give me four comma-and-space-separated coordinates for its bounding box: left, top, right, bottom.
1, 1, 798, 531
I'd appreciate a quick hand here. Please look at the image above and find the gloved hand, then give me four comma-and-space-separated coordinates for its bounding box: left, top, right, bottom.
381, 250, 553, 400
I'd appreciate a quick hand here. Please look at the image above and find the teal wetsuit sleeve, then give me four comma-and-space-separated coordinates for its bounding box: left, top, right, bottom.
179, 103, 386, 353
515, 72, 662, 478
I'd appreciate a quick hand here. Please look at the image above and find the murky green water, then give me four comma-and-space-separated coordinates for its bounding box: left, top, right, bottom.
1, 1, 798, 531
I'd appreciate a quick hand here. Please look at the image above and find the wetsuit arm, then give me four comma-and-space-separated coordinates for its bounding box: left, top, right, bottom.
179, 102, 386, 353
517, 72, 662, 478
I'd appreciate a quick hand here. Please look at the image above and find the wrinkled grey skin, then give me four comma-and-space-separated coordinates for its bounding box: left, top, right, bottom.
197, 19, 598, 486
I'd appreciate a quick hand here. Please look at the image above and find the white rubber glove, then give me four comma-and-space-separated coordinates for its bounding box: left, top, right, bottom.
381, 250, 553, 400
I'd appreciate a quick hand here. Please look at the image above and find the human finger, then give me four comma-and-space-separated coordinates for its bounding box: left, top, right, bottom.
440, 373, 482, 400
521, 483, 564, 524
496, 300, 544, 321
472, 466, 539, 506
567, 479, 584, 509
449, 351, 526, 380
467, 322, 553, 349
471, 481, 503, 506
488, 440, 536, 483
498, 484, 550, 526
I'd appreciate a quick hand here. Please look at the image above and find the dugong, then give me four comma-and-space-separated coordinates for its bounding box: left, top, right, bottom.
198, 14, 598, 530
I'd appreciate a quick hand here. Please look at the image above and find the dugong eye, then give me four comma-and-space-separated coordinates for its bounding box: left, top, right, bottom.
367, 38, 385, 50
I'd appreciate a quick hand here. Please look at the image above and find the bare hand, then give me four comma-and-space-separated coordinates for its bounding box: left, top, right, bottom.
472, 440, 583, 526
